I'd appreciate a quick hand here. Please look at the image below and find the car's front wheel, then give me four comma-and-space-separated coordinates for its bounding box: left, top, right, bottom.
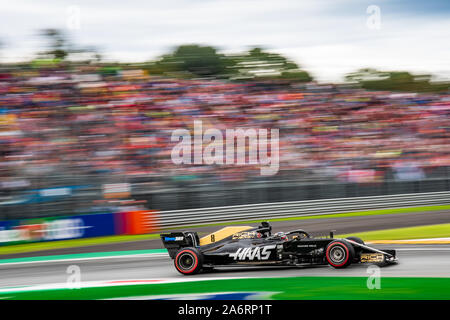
174, 247, 203, 275
325, 240, 355, 269
346, 236, 365, 262
346, 236, 364, 245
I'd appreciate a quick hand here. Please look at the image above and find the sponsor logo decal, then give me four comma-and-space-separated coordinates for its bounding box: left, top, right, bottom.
232, 231, 260, 240
113, 292, 278, 300
361, 253, 385, 263
164, 237, 184, 241
229, 245, 276, 260
0, 218, 87, 243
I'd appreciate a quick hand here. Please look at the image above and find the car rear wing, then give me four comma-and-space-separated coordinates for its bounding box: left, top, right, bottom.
160, 231, 200, 259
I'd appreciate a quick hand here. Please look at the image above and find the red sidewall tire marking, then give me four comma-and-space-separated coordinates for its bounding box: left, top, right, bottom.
175, 249, 199, 274
326, 242, 349, 267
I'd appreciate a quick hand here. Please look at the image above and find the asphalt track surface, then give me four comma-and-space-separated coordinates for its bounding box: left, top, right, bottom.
0, 245, 449, 288
0, 209, 449, 290
4, 209, 450, 259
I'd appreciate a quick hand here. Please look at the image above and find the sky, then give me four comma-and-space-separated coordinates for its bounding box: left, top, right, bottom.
0, 0, 449, 82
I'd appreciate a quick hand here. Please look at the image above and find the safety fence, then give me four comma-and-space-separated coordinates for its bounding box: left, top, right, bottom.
1, 191, 448, 246
2, 173, 450, 219
156, 191, 450, 228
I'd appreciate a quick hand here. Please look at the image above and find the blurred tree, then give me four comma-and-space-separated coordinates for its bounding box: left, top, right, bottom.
346, 68, 449, 93
146, 53, 185, 76
157, 44, 229, 77
37, 29, 102, 64
40, 28, 69, 60
345, 68, 390, 82
229, 47, 312, 81
94, 52, 102, 63
145, 45, 312, 81
70, 45, 103, 63
279, 70, 313, 82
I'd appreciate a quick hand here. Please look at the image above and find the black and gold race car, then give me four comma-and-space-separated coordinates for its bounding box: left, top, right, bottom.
161, 222, 398, 275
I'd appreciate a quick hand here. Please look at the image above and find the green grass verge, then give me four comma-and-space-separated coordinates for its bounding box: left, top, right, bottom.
1, 204, 449, 256
339, 223, 450, 241
2, 277, 450, 300
174, 204, 450, 229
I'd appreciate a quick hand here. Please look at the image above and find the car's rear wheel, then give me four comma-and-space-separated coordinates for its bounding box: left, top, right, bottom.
174, 247, 203, 275
326, 240, 355, 269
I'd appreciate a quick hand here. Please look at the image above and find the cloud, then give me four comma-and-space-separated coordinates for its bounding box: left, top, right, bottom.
0, 0, 449, 82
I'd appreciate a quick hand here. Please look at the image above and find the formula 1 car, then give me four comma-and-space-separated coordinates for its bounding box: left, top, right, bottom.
161, 222, 398, 275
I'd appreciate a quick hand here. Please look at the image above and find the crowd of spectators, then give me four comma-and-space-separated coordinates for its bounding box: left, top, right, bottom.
0, 64, 449, 198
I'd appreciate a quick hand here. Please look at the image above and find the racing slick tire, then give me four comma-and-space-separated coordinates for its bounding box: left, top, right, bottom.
174, 247, 204, 275
346, 236, 364, 245
326, 240, 355, 269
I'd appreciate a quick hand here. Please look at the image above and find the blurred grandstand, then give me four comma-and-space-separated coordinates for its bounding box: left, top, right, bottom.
0, 63, 449, 219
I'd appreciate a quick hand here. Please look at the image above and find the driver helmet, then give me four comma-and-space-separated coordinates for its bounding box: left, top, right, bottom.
274, 232, 288, 241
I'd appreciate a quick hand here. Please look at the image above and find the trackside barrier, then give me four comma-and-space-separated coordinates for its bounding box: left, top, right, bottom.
0, 213, 116, 245
116, 210, 159, 235
0, 211, 160, 246
156, 191, 450, 228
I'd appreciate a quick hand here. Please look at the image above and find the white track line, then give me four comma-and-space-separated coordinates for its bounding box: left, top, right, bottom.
0, 253, 169, 267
